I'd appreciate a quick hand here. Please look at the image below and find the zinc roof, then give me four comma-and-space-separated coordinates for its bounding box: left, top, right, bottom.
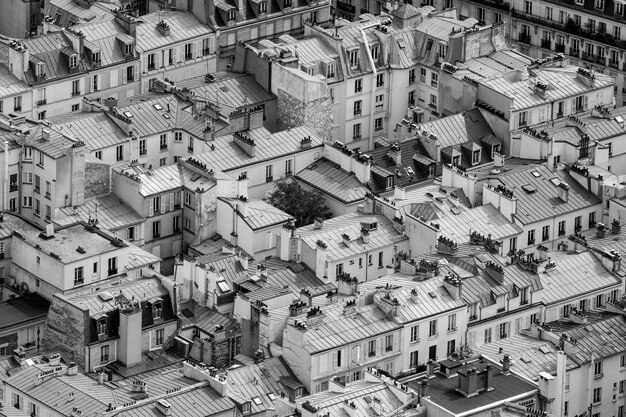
46, 0, 118, 27
128, 245, 162, 269
23, 32, 87, 83
55, 194, 143, 231
293, 302, 401, 353
48, 111, 128, 150
485, 165, 601, 225
117, 162, 218, 197
358, 274, 466, 323
536, 249, 620, 305
480, 67, 615, 111
0, 65, 30, 98
180, 306, 238, 332
415, 16, 476, 41
296, 159, 368, 204
194, 125, 324, 173
136, 11, 214, 52
74, 19, 131, 68
477, 334, 579, 383
56, 277, 167, 315
296, 212, 408, 262
220, 198, 293, 230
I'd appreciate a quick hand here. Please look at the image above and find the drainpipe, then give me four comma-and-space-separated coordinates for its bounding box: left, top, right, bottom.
360, 22, 382, 150
3, 141, 8, 212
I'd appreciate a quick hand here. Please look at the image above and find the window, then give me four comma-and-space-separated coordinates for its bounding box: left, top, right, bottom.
499, 322, 508, 339
494, 11, 502, 23
127, 226, 135, 241
69, 54, 77, 68
228, 9, 236, 21
285, 159, 292, 176
351, 371, 361, 382
447, 339, 456, 355
518, 111, 528, 127
92, 75, 99, 92
558, 220, 566, 236
108, 257, 118, 276
124, 43, 133, 55
375, 117, 383, 131
420, 68, 426, 82
431, 72, 438, 87
116, 145, 123, 161
92, 51, 101, 63
184, 217, 191, 230
188, 136, 194, 152
545, 6, 552, 20
616, 26, 622, 39
174, 132, 182, 141
14, 96, 22, 112
619, 405, 624, 417
430, 94, 437, 107
595, 293, 604, 308
371, 44, 380, 61
153, 302, 163, 319
12, 393, 21, 410
429, 319, 437, 337
72, 80, 80, 96
23, 196, 32, 207
139, 139, 146, 155
152, 196, 161, 215
242, 403, 251, 414
409, 69, 416, 84
173, 215, 181, 233
542, 225, 550, 241
335, 350, 342, 368
159, 134, 167, 150
593, 387, 602, 403
101, 345, 109, 363
354, 100, 362, 116
45, 204, 51, 221
408, 90, 415, 106
34, 198, 40, 215
564, 401, 569, 416
620, 380, 625, 394
524, 0, 532, 14
349, 50, 359, 68
73, 266, 84, 285
477, 6, 485, 21
97, 318, 107, 334
608, 141, 613, 157
160, 157, 167, 167
410, 325, 419, 342
38, 111, 47, 121
472, 150, 480, 164
265, 165, 273, 182
376, 73, 384, 87
335, 263, 343, 276
385, 176, 393, 190
594, 360, 603, 377
152, 221, 161, 239
45, 181, 51, 198
147, 53, 155, 70
410, 351, 419, 367
354, 78, 363, 93
527, 229, 535, 245
385, 335, 393, 351
185, 43, 193, 60
71, 104, 79, 112
368, 339, 376, 356
448, 314, 456, 331
589, 211, 596, 227
378, 251, 383, 268
595, 0, 604, 8
23, 171, 32, 184
353, 123, 361, 140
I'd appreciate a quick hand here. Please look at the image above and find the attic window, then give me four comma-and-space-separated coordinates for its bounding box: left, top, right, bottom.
36, 62, 45, 78
92, 52, 101, 63
124, 43, 134, 56
259, 1, 267, 13
153, 104, 164, 111
217, 280, 230, 293
267, 393, 276, 401
385, 176, 393, 190
549, 178, 560, 186
242, 403, 251, 414
228, 9, 236, 21
397, 39, 406, 49
97, 318, 107, 335
521, 184, 537, 194
69, 55, 78, 69
123, 111, 133, 118
163, 113, 171, 119
253, 397, 263, 406
98, 291, 114, 302
153, 301, 163, 319
369, 222, 377, 231
531, 171, 541, 178
295, 387, 304, 398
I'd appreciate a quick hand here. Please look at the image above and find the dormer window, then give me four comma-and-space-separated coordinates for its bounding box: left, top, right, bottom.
370, 44, 380, 61
325, 62, 335, 78
284, 0, 292, 7
385, 176, 393, 190
492, 144, 500, 157
295, 387, 304, 398
69, 55, 78, 69
228, 9, 236, 21
242, 402, 251, 414
472, 150, 480, 165
259, 1, 267, 13
92, 52, 101, 64
97, 318, 107, 335
36, 62, 45, 79
153, 301, 163, 319
124, 43, 134, 56
349, 49, 359, 69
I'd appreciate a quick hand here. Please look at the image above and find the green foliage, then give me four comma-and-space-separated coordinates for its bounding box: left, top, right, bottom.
266, 179, 332, 227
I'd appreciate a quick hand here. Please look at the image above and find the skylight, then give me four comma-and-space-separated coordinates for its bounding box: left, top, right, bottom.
123, 111, 133, 118
153, 104, 163, 111
549, 178, 560, 187
98, 291, 114, 302
521, 184, 536, 194
397, 39, 406, 49
217, 281, 230, 293
253, 398, 263, 406
531, 171, 541, 178
163, 113, 171, 119
268, 393, 276, 401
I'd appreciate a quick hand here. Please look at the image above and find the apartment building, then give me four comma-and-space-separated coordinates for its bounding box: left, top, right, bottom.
454, 0, 626, 105
136, 11, 217, 93
0, 0, 41, 38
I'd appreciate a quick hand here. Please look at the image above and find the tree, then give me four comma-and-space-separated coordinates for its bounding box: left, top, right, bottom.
266, 179, 332, 227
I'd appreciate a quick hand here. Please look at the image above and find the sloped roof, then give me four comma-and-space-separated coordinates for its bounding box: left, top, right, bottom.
136, 11, 214, 52
296, 158, 368, 204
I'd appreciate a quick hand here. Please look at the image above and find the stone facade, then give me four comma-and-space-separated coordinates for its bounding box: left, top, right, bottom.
84, 162, 111, 199
42, 297, 88, 367
277, 89, 333, 143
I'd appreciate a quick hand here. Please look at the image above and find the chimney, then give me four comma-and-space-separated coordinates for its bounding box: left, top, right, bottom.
315, 242, 327, 279
42, 128, 51, 141
155, 399, 172, 416
360, 228, 370, 244
485, 261, 505, 284
502, 354, 511, 374
118, 304, 143, 366
279, 224, 294, 261
442, 274, 462, 300
237, 195, 248, 217
394, 186, 406, 200
70, 407, 82, 417
67, 362, 78, 375
493, 151, 504, 167
314, 217, 324, 229
236, 250, 249, 270
232, 131, 256, 157
97, 372, 105, 385
131, 380, 147, 393
557, 183, 569, 203
599, 249, 622, 273
426, 359, 436, 378
457, 366, 480, 397
420, 378, 430, 398
482, 364, 493, 392
552, 350, 567, 417
337, 273, 358, 295
387, 143, 402, 165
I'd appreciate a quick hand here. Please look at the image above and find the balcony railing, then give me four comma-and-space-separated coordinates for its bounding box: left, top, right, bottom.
473, 0, 510, 11
72, 91, 81, 97
540, 38, 552, 49
108, 268, 118, 276
518, 33, 531, 44
609, 59, 620, 69
36, 99, 47, 106
569, 48, 580, 57
555, 43, 566, 52
336, 0, 356, 12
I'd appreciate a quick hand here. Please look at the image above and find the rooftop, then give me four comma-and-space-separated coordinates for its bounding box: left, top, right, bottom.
0, 294, 50, 332
55, 194, 144, 231
220, 197, 293, 230
297, 212, 408, 262
136, 11, 214, 52
48, 110, 128, 151
0, 65, 30, 98
296, 158, 368, 204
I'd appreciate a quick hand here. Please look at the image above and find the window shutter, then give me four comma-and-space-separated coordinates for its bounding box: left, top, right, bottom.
161, 196, 166, 213
134, 65, 138, 82
584, 95, 589, 110
571, 98, 576, 112
149, 200, 154, 217
110, 70, 118, 87
172, 47, 178, 64
143, 55, 149, 72
169, 193, 174, 211
122, 67, 127, 84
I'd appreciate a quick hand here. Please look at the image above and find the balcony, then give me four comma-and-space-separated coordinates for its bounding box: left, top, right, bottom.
569, 49, 580, 58
139, 149, 147, 155
555, 43, 566, 52
336, 0, 356, 13
9, 184, 17, 192
265, 176, 273, 183
108, 268, 118, 276
36, 99, 47, 106
473, 0, 510, 11
71, 91, 81, 97
160, 144, 168, 150
187, 146, 194, 152
610, 59, 620, 69
518, 33, 531, 44
540, 38, 552, 49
